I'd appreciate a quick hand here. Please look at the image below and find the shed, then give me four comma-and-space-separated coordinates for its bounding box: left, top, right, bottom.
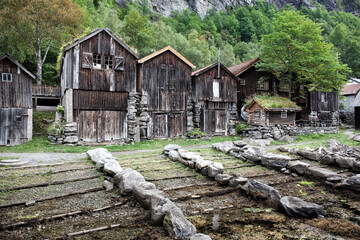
228, 58, 289, 117
191, 62, 237, 135
0, 54, 35, 146
341, 83, 360, 112
60, 28, 138, 143
245, 96, 300, 127
137, 46, 195, 139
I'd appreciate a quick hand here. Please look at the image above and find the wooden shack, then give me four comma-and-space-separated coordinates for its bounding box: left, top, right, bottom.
137, 46, 195, 139
60, 28, 138, 142
191, 62, 237, 135
245, 96, 300, 127
0, 54, 34, 146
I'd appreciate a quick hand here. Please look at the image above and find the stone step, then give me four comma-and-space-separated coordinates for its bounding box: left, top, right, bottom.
0, 161, 29, 167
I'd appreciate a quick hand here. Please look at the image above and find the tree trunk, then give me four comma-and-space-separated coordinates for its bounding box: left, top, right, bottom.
36, 56, 42, 86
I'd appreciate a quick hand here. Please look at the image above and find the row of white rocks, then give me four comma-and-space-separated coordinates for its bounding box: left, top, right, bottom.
86, 148, 210, 240
163, 144, 325, 219
213, 141, 360, 193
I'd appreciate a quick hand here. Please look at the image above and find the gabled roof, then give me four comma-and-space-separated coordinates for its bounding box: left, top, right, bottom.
0, 54, 35, 79
63, 28, 138, 58
191, 62, 238, 81
228, 57, 260, 76
138, 46, 196, 69
342, 83, 360, 96
245, 95, 301, 112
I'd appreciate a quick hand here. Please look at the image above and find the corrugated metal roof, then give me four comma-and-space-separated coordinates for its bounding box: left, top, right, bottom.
341, 83, 360, 96
138, 46, 196, 69
228, 57, 260, 76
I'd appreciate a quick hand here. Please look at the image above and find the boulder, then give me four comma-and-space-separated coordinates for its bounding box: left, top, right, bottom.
163, 144, 181, 154
233, 140, 247, 148
190, 234, 212, 240
103, 160, 123, 176
215, 174, 233, 185
297, 150, 322, 161
241, 180, 281, 201
287, 161, 310, 175
307, 167, 339, 179
228, 177, 248, 187
241, 146, 266, 163
207, 162, 224, 179
179, 150, 199, 160
163, 201, 197, 240
150, 195, 169, 225
352, 161, 360, 173
334, 155, 356, 169
63, 136, 78, 144
102, 180, 114, 191
86, 148, 114, 164
195, 160, 212, 171
273, 127, 281, 140
352, 135, 360, 142
133, 182, 164, 209
212, 141, 235, 153
261, 153, 291, 169
280, 196, 325, 218
114, 169, 146, 195
278, 135, 296, 143
340, 174, 360, 192
319, 154, 335, 165
168, 150, 181, 161
243, 138, 273, 147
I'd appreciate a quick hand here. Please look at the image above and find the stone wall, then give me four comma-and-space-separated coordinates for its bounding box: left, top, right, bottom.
48, 122, 78, 145
340, 111, 355, 125
240, 126, 339, 140
127, 92, 140, 142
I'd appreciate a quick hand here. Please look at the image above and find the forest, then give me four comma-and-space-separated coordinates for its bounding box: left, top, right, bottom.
0, 0, 360, 86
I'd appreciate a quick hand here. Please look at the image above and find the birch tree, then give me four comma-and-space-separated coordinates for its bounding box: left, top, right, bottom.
0, 0, 83, 85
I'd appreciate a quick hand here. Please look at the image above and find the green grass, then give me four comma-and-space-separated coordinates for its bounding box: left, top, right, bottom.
33, 111, 55, 136
0, 135, 242, 153
0, 157, 19, 161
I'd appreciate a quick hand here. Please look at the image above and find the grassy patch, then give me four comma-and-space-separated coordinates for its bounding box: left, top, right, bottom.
0, 157, 19, 161
0, 135, 242, 153
33, 111, 55, 136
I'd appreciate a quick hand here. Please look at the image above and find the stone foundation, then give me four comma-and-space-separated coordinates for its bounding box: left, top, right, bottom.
339, 111, 355, 125
240, 126, 338, 140
48, 122, 78, 145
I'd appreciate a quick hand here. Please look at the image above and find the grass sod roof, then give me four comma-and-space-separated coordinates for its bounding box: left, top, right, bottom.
245, 95, 301, 111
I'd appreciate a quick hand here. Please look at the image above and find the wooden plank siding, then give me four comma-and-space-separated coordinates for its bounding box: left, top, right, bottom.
309, 91, 338, 112
0, 108, 29, 146
140, 50, 192, 139
192, 66, 237, 103
0, 58, 32, 109
141, 50, 191, 112
73, 90, 128, 110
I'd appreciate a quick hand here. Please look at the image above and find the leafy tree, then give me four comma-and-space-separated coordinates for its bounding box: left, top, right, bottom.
0, 0, 84, 85
122, 8, 154, 57
257, 10, 350, 95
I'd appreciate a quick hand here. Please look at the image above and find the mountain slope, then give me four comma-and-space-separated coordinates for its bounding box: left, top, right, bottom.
116, 0, 359, 18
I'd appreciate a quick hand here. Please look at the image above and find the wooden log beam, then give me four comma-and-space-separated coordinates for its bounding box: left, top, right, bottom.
147, 174, 198, 181
18, 167, 94, 177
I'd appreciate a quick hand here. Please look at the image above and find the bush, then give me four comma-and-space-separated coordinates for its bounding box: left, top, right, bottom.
235, 123, 248, 132
47, 122, 64, 136
186, 128, 207, 138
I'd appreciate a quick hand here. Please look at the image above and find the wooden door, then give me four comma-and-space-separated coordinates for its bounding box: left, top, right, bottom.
202, 109, 227, 135
215, 110, 227, 133
0, 108, 28, 146
154, 114, 168, 138
78, 110, 126, 142
169, 113, 183, 138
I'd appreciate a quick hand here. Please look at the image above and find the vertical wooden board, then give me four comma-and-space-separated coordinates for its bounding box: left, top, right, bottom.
169, 113, 183, 138
0, 108, 9, 145
215, 110, 227, 133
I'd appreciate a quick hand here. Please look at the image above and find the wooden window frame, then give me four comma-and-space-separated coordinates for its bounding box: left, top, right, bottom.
256, 80, 269, 90
114, 56, 124, 71
281, 111, 287, 118
279, 83, 290, 92
254, 110, 261, 118
2, 73, 12, 82
240, 78, 246, 85
92, 54, 102, 69
104, 55, 113, 69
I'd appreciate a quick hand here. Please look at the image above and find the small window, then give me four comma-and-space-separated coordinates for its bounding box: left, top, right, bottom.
213, 80, 220, 98
281, 112, 287, 118
256, 80, 269, 90
2, 73, 12, 82
104, 55, 113, 69
240, 78, 246, 85
93, 54, 101, 69
254, 110, 261, 118
114, 56, 124, 71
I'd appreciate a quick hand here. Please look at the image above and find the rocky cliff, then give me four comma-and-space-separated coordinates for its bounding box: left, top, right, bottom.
116, 0, 359, 18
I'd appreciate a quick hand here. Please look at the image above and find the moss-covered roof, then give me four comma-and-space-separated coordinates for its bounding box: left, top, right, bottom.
246, 95, 301, 111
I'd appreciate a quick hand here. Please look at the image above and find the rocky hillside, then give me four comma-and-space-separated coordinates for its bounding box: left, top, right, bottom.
116, 0, 359, 18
